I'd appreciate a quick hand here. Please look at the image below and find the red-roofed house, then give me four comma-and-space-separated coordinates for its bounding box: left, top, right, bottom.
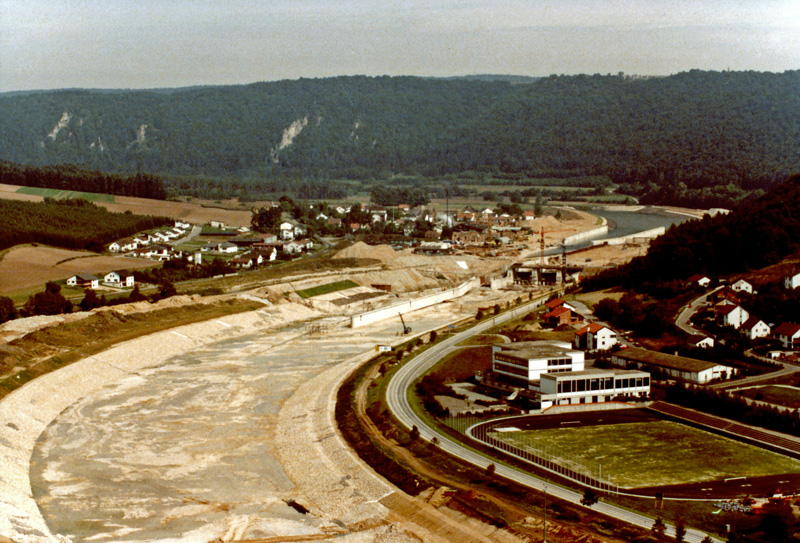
688, 274, 711, 287
740, 317, 770, 340
545, 298, 576, 312
574, 323, 618, 351
718, 304, 749, 329
544, 306, 582, 327
774, 323, 800, 350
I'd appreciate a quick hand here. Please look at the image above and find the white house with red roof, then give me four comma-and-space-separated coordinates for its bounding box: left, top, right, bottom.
740, 317, 770, 340
688, 274, 711, 287
574, 323, 618, 351
774, 323, 800, 350
719, 304, 749, 329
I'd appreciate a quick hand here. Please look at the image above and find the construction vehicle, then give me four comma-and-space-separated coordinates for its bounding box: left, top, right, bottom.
399, 313, 412, 335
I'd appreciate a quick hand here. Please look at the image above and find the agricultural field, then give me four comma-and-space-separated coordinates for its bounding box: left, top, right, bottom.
492, 420, 800, 488
736, 385, 800, 409
0, 184, 253, 227
0, 245, 157, 299
16, 186, 115, 203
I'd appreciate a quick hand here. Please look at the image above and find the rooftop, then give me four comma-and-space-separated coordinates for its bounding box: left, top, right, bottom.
613, 347, 730, 373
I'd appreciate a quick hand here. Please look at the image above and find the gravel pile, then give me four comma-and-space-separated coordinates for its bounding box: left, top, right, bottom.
333, 242, 399, 263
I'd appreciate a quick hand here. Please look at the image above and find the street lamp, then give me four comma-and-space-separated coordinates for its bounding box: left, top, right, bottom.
543, 483, 548, 543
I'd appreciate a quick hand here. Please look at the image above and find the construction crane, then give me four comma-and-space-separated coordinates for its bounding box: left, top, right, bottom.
399, 313, 412, 335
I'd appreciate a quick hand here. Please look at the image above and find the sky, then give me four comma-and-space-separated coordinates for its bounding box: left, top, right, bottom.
1, 0, 799, 92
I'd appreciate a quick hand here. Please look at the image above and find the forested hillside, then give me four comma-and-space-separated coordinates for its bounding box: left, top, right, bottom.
1, 71, 798, 206
0, 198, 170, 252
583, 173, 800, 291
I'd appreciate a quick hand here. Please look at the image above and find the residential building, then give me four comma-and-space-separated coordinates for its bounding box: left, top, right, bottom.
217, 242, 239, 254
574, 323, 618, 351
719, 304, 749, 329
67, 273, 99, 289
740, 317, 770, 340
785, 273, 800, 290
103, 270, 135, 287
732, 279, 753, 294
543, 306, 581, 327
774, 323, 800, 350
691, 335, 715, 349
688, 274, 711, 287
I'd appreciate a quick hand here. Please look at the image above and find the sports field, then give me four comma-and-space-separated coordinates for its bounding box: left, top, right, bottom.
493, 420, 800, 488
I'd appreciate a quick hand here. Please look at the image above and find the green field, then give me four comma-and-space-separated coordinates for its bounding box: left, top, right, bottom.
737, 385, 800, 409
494, 421, 800, 488
17, 186, 115, 203
294, 279, 359, 299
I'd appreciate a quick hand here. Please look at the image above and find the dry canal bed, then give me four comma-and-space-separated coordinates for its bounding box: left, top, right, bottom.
23, 303, 471, 542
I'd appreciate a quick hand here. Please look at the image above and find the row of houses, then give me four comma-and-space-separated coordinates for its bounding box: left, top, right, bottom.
67, 270, 136, 289
108, 221, 192, 253
694, 277, 800, 348
202, 238, 314, 257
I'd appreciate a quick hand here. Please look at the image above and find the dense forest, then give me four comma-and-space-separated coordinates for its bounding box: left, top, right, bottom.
0, 161, 167, 200
583, 173, 800, 291
0, 198, 170, 252
1, 71, 798, 207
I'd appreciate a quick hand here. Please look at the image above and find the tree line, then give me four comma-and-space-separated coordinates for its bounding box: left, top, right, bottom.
0, 198, 170, 252
0, 160, 167, 200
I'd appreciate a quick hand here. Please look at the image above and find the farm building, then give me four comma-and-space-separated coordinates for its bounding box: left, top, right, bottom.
610, 347, 735, 384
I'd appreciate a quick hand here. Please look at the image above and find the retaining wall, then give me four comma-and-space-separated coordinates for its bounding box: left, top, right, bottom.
590, 227, 665, 247
562, 224, 609, 246
350, 278, 480, 328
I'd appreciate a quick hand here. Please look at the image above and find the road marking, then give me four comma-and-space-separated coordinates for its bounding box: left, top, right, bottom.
170, 331, 189, 339
216, 320, 232, 327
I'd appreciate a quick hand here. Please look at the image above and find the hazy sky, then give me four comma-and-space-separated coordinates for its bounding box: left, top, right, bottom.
2, 0, 799, 92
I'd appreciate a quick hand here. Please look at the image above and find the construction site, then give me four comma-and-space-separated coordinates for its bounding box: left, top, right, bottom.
0, 208, 679, 543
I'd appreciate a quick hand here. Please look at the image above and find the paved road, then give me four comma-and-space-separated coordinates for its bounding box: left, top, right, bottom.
675, 286, 721, 336
386, 294, 722, 543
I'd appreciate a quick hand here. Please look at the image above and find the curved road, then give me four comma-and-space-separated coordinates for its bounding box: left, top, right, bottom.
386, 294, 722, 543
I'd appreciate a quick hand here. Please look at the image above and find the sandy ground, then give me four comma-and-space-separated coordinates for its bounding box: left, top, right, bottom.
0, 245, 158, 294
0, 283, 527, 543
0, 184, 252, 227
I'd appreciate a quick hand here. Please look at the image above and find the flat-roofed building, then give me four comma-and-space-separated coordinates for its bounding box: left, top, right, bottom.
610, 347, 735, 384
540, 369, 650, 408
491, 341, 584, 389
